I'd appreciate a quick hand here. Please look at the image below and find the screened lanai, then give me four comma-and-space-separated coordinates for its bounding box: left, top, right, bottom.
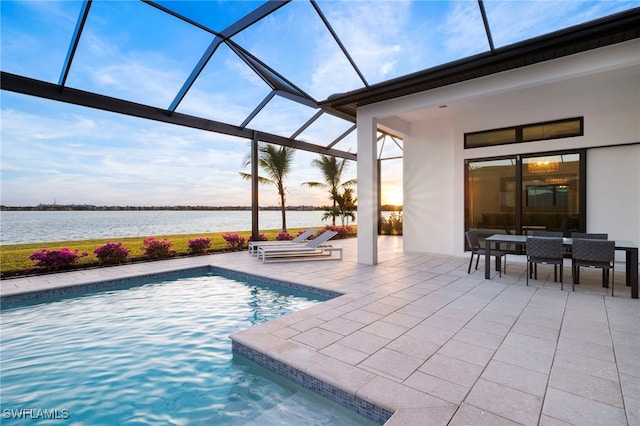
2, 1, 639, 244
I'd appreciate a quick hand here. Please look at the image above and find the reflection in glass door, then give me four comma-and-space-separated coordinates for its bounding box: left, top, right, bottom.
522, 153, 581, 236
465, 158, 516, 244
466, 151, 584, 248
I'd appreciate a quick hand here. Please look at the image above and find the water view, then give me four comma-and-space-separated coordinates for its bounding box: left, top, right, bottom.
0, 210, 352, 245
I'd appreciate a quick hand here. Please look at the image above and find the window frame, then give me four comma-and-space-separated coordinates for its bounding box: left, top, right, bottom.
464, 117, 584, 149
464, 149, 586, 252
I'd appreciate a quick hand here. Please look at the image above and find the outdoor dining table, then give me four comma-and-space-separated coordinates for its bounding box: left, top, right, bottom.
484, 234, 639, 299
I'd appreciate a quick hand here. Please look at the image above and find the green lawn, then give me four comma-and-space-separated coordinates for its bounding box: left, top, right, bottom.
0, 227, 354, 278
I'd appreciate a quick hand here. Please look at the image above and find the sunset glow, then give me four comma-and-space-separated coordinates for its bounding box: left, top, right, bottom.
383, 188, 403, 206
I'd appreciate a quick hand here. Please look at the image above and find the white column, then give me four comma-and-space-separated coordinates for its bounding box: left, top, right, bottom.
357, 114, 378, 265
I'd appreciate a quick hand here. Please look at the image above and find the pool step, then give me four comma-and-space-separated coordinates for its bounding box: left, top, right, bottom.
244, 391, 372, 425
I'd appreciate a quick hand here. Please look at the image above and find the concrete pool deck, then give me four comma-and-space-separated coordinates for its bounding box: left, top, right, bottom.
2, 236, 638, 425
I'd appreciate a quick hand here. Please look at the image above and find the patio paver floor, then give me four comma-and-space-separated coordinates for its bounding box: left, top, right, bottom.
2, 236, 638, 425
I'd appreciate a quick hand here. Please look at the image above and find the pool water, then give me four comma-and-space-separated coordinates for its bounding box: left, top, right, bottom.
1, 273, 375, 425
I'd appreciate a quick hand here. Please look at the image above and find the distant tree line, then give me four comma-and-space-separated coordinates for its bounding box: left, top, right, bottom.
1, 204, 401, 212
0, 205, 322, 211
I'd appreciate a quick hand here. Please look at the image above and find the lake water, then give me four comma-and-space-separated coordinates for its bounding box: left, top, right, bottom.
0, 210, 355, 245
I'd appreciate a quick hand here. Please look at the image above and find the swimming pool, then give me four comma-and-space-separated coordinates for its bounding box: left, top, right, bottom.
0, 271, 375, 425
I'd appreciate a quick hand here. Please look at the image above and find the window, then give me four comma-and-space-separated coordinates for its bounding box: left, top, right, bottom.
526, 185, 570, 207
464, 117, 583, 149
465, 150, 585, 248
465, 129, 516, 148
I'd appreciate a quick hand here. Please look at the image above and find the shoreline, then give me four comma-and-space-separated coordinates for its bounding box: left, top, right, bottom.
0, 225, 344, 247
1, 205, 402, 212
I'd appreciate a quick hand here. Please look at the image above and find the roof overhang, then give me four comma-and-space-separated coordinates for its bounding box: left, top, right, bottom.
320, 7, 640, 120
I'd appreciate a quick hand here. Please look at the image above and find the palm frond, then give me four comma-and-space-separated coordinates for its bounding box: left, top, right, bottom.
258, 144, 294, 183
239, 172, 273, 185
301, 181, 327, 189
341, 178, 357, 188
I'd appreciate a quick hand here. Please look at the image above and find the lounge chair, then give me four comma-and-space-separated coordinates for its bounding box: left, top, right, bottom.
248, 228, 317, 255
256, 231, 341, 263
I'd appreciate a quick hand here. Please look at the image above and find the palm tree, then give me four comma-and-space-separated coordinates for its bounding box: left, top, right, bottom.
321, 187, 357, 226
337, 187, 357, 227
302, 155, 356, 226
240, 144, 295, 231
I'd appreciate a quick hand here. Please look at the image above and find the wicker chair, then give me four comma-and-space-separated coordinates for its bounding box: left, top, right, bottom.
526, 237, 565, 289
570, 233, 608, 283
530, 231, 563, 237
572, 239, 615, 295
465, 230, 506, 277
529, 231, 565, 277
571, 232, 608, 240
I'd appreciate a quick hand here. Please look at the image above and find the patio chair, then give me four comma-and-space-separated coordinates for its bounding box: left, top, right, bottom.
572, 238, 615, 294
529, 231, 563, 237
570, 233, 608, 282
529, 231, 564, 277
527, 237, 565, 289
257, 231, 340, 263
248, 228, 317, 255
465, 230, 506, 277
571, 232, 608, 240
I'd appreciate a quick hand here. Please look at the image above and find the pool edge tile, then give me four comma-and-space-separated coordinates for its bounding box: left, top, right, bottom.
232, 340, 394, 425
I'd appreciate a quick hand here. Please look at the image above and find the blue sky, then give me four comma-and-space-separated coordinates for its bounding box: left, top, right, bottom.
1, 0, 637, 207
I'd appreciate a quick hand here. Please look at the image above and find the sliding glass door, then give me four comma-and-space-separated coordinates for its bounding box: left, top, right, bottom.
522, 153, 581, 235
466, 150, 584, 248
466, 158, 517, 241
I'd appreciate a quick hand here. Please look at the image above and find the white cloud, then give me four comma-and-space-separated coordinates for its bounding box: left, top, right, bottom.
1, 0, 410, 207
70, 35, 190, 107
442, 1, 488, 55
483, 0, 635, 48
319, 1, 412, 83
0, 94, 352, 207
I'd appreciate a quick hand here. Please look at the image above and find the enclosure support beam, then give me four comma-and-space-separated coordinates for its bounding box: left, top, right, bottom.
1, 72, 356, 161
251, 132, 260, 242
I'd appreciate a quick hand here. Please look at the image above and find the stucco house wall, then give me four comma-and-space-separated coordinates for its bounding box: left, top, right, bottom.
358, 39, 639, 260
